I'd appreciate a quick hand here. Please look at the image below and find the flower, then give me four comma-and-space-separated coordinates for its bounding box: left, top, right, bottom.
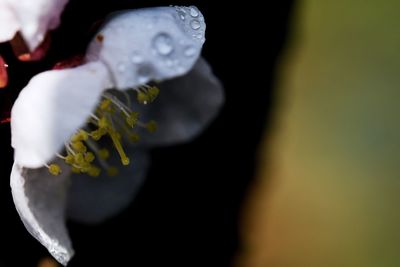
9, 5, 223, 266
0, 0, 68, 51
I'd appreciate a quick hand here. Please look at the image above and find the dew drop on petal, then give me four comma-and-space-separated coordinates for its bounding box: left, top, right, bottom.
189, 6, 199, 17
193, 33, 203, 39
137, 65, 153, 84
175, 6, 186, 20
153, 33, 174, 56
131, 51, 143, 64
184, 46, 196, 57
190, 20, 201, 30
117, 63, 126, 73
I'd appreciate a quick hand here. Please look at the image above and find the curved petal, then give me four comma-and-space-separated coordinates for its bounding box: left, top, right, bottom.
86, 6, 206, 89
4, 0, 68, 50
11, 62, 112, 168
134, 58, 224, 146
0, 0, 19, 43
67, 150, 150, 224
10, 161, 73, 266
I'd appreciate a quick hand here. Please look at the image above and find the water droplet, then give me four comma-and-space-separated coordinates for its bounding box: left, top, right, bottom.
189, 7, 199, 17
193, 33, 203, 39
153, 33, 174, 56
184, 46, 197, 57
175, 7, 186, 21
190, 20, 201, 30
117, 63, 126, 73
137, 65, 152, 84
131, 51, 143, 64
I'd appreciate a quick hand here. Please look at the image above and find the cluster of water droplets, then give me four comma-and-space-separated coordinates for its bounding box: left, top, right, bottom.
88, 6, 205, 88
175, 6, 204, 40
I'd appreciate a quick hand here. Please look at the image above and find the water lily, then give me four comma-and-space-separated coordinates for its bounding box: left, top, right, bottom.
9, 5, 223, 266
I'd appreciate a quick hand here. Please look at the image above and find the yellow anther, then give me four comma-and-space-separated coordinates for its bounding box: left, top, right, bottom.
74, 153, 85, 165
98, 117, 109, 129
148, 86, 160, 100
48, 164, 62, 176
64, 154, 75, 164
145, 120, 157, 133
88, 166, 101, 177
58, 88, 159, 178
84, 152, 95, 163
71, 141, 87, 153
90, 128, 107, 141
137, 91, 149, 104
107, 166, 119, 176
108, 126, 130, 166
71, 130, 88, 142
129, 132, 140, 143
137, 86, 159, 104
99, 99, 113, 112
79, 163, 91, 173
98, 148, 110, 160
125, 112, 139, 128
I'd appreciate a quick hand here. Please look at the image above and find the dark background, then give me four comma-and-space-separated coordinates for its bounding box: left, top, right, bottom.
0, 1, 294, 266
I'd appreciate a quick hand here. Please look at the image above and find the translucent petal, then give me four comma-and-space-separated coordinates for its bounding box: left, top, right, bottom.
67, 150, 150, 224
11, 62, 112, 168
134, 58, 224, 146
10, 161, 73, 266
86, 6, 206, 89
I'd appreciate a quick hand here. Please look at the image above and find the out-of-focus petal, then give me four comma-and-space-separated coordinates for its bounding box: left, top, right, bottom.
135, 58, 224, 146
67, 150, 150, 224
0, 0, 19, 43
5, 0, 68, 50
86, 6, 206, 89
10, 161, 73, 266
11, 62, 112, 168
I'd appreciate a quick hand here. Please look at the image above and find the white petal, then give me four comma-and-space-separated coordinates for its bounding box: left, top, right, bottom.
0, 0, 19, 43
86, 6, 206, 89
11, 62, 112, 168
134, 58, 224, 146
10, 161, 73, 266
67, 150, 150, 224
4, 0, 68, 50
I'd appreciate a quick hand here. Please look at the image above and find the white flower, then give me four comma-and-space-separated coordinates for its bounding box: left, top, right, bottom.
0, 0, 68, 50
9, 6, 223, 266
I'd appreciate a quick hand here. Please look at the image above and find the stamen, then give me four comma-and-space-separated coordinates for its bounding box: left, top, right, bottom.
47, 84, 159, 177
106, 117, 130, 166
103, 93, 130, 117
125, 111, 139, 128
136, 120, 158, 133
45, 163, 62, 176
85, 138, 113, 171
145, 120, 158, 133
70, 141, 87, 153
136, 85, 160, 104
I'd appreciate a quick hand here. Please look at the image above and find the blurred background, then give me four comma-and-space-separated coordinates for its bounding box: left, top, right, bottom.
2, 0, 400, 267
238, 1, 400, 267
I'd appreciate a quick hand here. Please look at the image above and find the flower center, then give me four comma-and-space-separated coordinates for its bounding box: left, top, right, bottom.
46, 85, 160, 177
